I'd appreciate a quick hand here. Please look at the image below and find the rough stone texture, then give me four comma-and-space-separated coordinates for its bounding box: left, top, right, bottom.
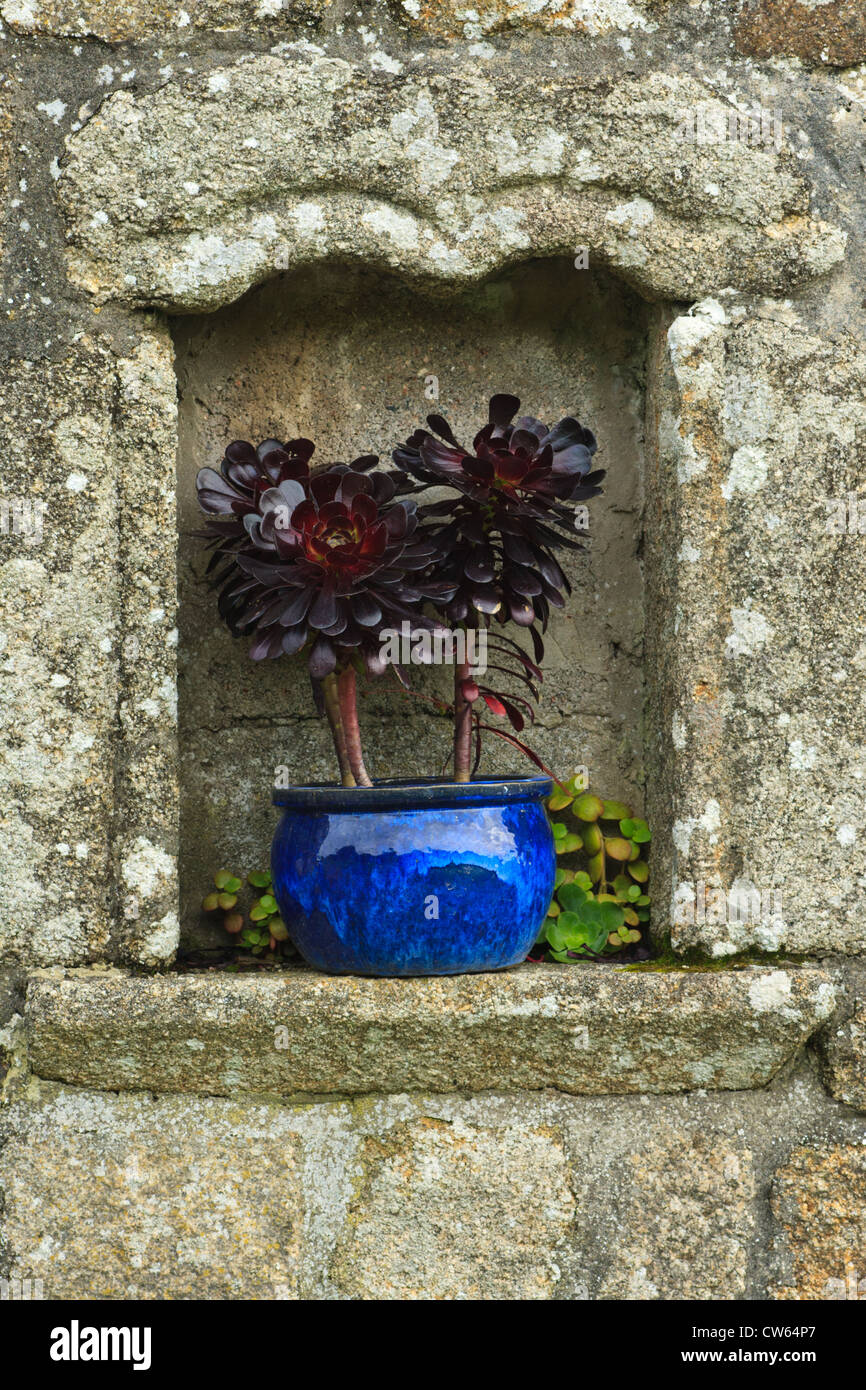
390, 0, 663, 37
174, 261, 646, 943
56, 55, 844, 314
24, 962, 837, 1097
1, 1065, 861, 1300
0, 342, 120, 967
0, 328, 179, 969
645, 293, 866, 956
736, 0, 866, 69
111, 325, 181, 969
590, 1121, 756, 1299
816, 964, 866, 1111
0, 98, 11, 262
0, 0, 329, 40
770, 1143, 866, 1300
2, 0, 866, 1306
333, 1116, 575, 1299
0, 1090, 309, 1298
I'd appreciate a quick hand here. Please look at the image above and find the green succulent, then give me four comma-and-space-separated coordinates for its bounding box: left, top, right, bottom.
201, 868, 294, 959
539, 777, 651, 960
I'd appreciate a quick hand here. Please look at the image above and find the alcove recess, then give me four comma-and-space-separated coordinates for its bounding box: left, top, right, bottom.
172, 258, 648, 951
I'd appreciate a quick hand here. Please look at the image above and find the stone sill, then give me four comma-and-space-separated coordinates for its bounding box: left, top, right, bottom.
23, 962, 838, 1100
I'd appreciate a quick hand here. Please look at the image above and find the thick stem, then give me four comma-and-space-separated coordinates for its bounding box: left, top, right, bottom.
338, 665, 373, 788
322, 673, 355, 788
453, 660, 473, 784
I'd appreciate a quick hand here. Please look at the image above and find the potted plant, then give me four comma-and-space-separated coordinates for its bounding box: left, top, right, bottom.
195, 394, 605, 976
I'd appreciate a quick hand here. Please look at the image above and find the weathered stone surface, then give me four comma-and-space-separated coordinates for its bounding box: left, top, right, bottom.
25, 962, 837, 1097
57, 56, 844, 313
334, 1116, 575, 1298
581, 1110, 757, 1299
0, 342, 119, 967
770, 1144, 866, 1300
0, 1090, 309, 1298
816, 964, 866, 1111
0, 0, 328, 40
0, 328, 179, 969
2, 1067, 857, 1300
174, 262, 646, 944
736, 0, 866, 69
110, 325, 180, 969
390, 0, 662, 37
645, 294, 866, 956
0, 98, 11, 261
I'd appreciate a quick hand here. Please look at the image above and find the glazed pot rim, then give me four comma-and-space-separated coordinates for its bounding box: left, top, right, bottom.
272, 774, 553, 812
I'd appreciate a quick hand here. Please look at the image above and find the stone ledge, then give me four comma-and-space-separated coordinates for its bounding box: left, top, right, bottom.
25, 962, 837, 1098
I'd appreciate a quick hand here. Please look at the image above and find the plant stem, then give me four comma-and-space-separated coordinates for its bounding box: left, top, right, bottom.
453, 659, 473, 784
322, 672, 355, 788
337, 665, 373, 787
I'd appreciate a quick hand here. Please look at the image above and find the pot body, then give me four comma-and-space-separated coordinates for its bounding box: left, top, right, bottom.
271, 777, 555, 977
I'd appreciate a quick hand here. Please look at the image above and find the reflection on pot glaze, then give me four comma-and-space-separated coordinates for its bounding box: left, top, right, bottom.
271, 787, 554, 977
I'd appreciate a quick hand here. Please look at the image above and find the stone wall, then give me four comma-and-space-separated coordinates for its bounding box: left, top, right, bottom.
1, 0, 865, 1300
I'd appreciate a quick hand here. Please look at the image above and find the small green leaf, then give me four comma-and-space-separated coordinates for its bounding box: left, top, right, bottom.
248, 870, 271, 888
573, 793, 604, 823
269, 916, 289, 941
258, 894, 278, 914
558, 883, 589, 914
547, 788, 575, 812
217, 892, 237, 910
587, 851, 605, 884
214, 870, 235, 891
604, 837, 633, 862
555, 833, 582, 854
628, 859, 650, 883
601, 799, 631, 821
581, 824, 603, 854
551, 821, 567, 839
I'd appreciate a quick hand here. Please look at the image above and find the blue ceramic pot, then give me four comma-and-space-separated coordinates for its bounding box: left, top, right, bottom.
271, 776, 555, 977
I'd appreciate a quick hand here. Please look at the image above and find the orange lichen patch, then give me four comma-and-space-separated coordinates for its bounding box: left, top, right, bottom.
736, 0, 866, 68
392, 0, 653, 37
770, 1145, 866, 1300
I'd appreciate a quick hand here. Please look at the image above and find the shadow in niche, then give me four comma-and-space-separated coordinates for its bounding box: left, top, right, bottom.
171, 257, 649, 952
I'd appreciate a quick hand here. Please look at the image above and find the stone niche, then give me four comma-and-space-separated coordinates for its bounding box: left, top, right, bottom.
173, 259, 647, 949
6, 42, 860, 966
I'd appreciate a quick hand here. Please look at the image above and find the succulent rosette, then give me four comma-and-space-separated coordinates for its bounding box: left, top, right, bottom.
393, 393, 604, 629
196, 440, 451, 679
